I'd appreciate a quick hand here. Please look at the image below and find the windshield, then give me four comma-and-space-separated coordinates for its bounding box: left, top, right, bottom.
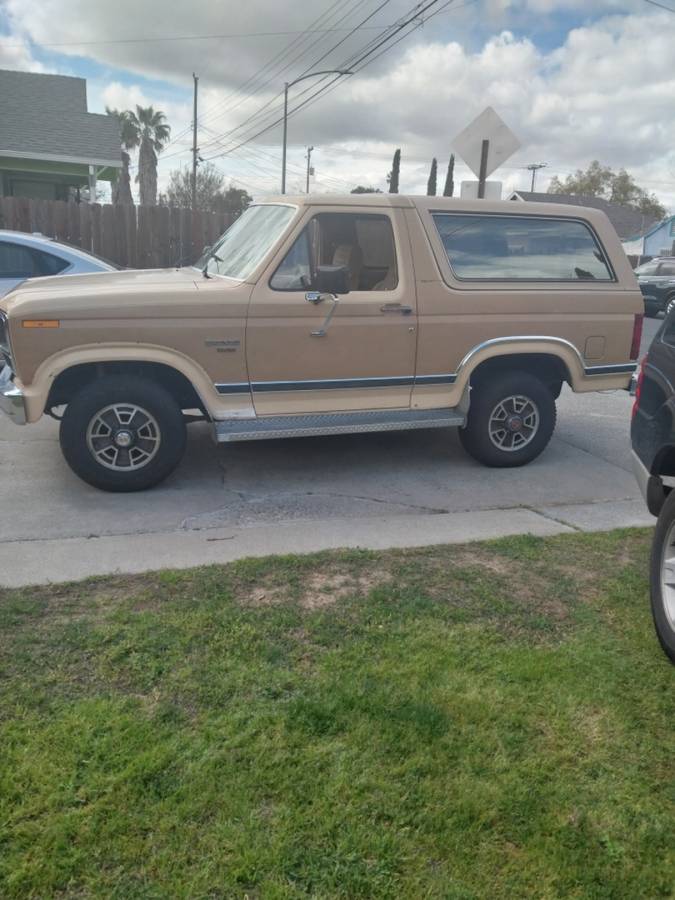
200, 204, 297, 280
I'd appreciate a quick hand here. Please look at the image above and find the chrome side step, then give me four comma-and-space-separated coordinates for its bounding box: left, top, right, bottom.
214, 407, 466, 443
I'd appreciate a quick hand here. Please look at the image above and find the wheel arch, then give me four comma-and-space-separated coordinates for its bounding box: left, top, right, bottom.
454, 337, 582, 395
27, 344, 218, 421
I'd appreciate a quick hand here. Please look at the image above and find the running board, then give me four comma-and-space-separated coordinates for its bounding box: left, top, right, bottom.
214, 407, 466, 443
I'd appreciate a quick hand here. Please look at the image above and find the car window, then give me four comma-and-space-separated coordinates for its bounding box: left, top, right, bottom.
0, 241, 41, 278
0, 241, 69, 278
432, 214, 613, 282
270, 212, 398, 292
33, 249, 69, 275
659, 263, 675, 277
635, 261, 660, 276
270, 230, 312, 290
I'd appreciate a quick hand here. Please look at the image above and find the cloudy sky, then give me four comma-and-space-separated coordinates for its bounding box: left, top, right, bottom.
1, 0, 674, 210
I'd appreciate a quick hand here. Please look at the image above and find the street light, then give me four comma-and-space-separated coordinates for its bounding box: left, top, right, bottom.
281, 70, 352, 194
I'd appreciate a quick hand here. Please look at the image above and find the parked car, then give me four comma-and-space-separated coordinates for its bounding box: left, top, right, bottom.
634, 257, 675, 318
0, 230, 118, 298
1, 195, 643, 492
631, 313, 675, 663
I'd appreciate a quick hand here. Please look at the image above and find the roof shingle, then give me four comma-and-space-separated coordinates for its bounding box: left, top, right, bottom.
0, 69, 121, 167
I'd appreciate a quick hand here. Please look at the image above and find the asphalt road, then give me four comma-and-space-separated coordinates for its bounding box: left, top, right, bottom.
0, 318, 659, 586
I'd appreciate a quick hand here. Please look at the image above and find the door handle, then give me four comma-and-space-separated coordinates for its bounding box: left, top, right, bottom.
380, 303, 412, 315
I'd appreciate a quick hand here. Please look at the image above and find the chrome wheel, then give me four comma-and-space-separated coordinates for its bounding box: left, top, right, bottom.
86, 403, 161, 471
659, 521, 675, 633
667, 298, 675, 317
488, 394, 540, 452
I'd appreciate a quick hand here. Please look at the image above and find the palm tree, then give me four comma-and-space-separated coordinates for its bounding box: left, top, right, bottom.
130, 106, 171, 207
106, 107, 139, 205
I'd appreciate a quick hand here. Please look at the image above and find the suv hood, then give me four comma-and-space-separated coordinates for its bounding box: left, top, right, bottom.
0, 266, 243, 318
4, 266, 200, 299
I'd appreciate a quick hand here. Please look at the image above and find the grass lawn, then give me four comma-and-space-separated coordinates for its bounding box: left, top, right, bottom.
1, 528, 674, 898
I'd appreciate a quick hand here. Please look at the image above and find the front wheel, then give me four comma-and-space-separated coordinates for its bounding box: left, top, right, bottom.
459, 371, 556, 468
60, 375, 187, 492
649, 489, 675, 664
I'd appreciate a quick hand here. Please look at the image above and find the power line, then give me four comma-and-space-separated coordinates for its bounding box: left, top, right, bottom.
197, 0, 393, 147
201, 0, 440, 159
0, 23, 397, 49
642, 0, 675, 12
196, 0, 367, 130
204, 0, 455, 160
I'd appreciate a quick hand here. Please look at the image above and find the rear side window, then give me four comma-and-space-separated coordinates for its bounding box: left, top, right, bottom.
432, 214, 613, 282
659, 263, 675, 276
0, 241, 69, 278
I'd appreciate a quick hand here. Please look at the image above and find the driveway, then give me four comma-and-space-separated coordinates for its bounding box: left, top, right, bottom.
0, 319, 658, 587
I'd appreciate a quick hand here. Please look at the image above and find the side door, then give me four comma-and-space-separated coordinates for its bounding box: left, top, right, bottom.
246, 207, 417, 415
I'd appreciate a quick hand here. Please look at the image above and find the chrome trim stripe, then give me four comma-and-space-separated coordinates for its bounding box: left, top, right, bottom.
583, 363, 637, 375
217, 375, 416, 394
414, 373, 457, 385
215, 383, 252, 395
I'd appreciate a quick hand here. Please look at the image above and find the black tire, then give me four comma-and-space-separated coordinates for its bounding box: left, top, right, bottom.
459, 370, 556, 468
649, 489, 675, 664
644, 300, 660, 318
60, 375, 187, 492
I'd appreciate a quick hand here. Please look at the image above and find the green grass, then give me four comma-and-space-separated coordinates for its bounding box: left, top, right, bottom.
1, 529, 674, 898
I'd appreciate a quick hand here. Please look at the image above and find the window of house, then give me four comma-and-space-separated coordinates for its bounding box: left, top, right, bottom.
432, 213, 613, 282
270, 213, 398, 292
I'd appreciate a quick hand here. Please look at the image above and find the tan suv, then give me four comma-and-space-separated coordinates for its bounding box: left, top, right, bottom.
0, 195, 643, 492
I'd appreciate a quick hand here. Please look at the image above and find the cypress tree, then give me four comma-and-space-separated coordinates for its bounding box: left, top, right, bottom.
427, 158, 438, 196
387, 148, 401, 194
443, 153, 455, 197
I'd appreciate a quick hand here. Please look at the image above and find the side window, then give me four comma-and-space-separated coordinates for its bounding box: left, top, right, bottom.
270, 213, 398, 292
659, 263, 675, 277
0, 242, 69, 279
34, 250, 69, 276
270, 231, 311, 290
0, 241, 41, 278
432, 214, 613, 282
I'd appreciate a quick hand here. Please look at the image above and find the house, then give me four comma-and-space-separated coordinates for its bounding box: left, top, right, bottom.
0, 68, 121, 201
508, 190, 659, 243
622, 216, 675, 259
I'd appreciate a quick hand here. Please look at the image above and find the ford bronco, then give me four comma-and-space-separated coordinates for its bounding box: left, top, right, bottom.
0, 195, 643, 492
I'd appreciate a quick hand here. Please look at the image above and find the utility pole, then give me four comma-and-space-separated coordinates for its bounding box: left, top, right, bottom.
305, 146, 314, 193
191, 73, 199, 211
525, 162, 547, 192
281, 69, 352, 193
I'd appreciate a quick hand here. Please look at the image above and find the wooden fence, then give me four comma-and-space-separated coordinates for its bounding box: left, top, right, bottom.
0, 197, 235, 269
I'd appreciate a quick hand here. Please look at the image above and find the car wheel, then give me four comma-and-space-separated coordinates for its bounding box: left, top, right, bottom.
666, 295, 675, 318
60, 375, 187, 492
459, 371, 556, 468
644, 300, 660, 318
649, 489, 675, 664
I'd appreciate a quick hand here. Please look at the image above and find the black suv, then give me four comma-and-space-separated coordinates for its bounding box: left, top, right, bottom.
635, 257, 675, 318
631, 311, 675, 662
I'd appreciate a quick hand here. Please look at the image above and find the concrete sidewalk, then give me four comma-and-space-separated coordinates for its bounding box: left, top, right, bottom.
0, 498, 652, 588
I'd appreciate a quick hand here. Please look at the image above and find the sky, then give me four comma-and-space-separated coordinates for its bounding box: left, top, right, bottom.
1, 0, 674, 211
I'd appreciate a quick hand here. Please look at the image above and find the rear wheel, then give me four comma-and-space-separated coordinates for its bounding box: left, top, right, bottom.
459, 371, 556, 467
649, 489, 675, 664
644, 299, 660, 318
666, 294, 675, 318
60, 375, 187, 492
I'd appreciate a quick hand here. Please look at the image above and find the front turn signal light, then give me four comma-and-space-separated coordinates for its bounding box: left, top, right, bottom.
22, 320, 60, 329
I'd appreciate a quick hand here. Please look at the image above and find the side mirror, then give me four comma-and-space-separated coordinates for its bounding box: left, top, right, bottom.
315, 265, 350, 295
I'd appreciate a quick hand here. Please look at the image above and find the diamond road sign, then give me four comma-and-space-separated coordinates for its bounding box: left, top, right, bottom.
452, 107, 521, 180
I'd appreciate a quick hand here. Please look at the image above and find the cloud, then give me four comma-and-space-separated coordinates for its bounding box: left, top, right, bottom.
2, 0, 675, 208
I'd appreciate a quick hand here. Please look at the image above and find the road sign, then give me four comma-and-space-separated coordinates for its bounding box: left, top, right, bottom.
452, 107, 520, 180
460, 180, 502, 200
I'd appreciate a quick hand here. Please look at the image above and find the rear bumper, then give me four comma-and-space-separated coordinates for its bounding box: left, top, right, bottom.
0, 366, 27, 425
632, 450, 650, 501
632, 449, 666, 517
